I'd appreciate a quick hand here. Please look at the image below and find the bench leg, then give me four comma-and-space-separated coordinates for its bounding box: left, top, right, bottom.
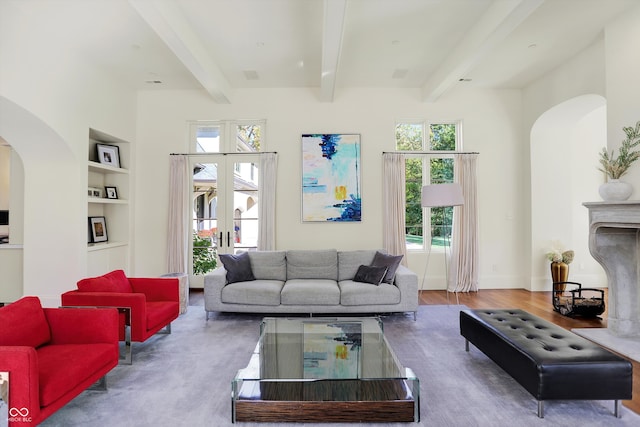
537, 400, 544, 418
465, 339, 469, 352
88, 376, 107, 391
615, 400, 621, 418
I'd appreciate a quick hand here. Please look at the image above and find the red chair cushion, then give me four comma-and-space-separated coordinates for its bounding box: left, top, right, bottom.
146, 301, 179, 331
77, 269, 132, 293
37, 343, 116, 407
0, 296, 51, 347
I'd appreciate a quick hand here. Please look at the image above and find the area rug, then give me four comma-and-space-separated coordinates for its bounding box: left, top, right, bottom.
41, 305, 640, 426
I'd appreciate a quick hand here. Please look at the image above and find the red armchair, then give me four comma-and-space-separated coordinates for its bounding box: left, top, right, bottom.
0, 296, 119, 426
61, 270, 180, 364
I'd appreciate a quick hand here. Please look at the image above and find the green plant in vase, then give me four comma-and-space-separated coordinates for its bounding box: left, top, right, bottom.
597, 120, 640, 201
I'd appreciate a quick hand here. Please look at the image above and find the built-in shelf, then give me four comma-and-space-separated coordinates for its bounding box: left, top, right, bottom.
88, 197, 128, 205
87, 128, 132, 275
88, 161, 129, 175
87, 241, 128, 252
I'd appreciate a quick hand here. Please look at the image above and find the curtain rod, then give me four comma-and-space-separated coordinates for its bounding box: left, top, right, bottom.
170, 151, 276, 156
382, 151, 479, 155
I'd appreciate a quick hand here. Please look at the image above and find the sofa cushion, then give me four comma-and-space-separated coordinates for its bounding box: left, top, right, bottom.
337, 250, 378, 281
37, 343, 115, 407
281, 279, 340, 305
222, 280, 284, 306
339, 281, 401, 306
0, 296, 51, 348
77, 269, 132, 293
371, 252, 403, 284
353, 265, 388, 285
219, 252, 256, 284
248, 251, 287, 281
286, 249, 337, 280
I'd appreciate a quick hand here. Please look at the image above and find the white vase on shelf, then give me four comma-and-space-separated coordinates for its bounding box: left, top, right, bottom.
598, 179, 633, 201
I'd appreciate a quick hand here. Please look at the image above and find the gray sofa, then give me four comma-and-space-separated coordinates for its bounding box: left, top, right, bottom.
204, 249, 419, 320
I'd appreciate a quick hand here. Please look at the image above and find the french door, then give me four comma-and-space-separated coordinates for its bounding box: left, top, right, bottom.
189, 154, 259, 286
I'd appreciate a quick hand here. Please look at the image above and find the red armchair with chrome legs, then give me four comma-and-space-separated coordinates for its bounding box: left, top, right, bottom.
0, 296, 119, 426
61, 270, 180, 364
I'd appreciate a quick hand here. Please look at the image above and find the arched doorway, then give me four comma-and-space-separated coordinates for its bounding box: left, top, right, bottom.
0, 96, 83, 304
530, 94, 607, 291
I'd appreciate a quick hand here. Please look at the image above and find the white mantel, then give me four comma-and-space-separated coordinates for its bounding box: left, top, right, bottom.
583, 201, 640, 337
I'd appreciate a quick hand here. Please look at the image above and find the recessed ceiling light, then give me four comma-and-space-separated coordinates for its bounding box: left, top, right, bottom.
145, 80, 162, 84
243, 70, 259, 80
528, 43, 537, 49
392, 69, 408, 79
297, 60, 305, 68
391, 40, 400, 45
458, 78, 472, 82
256, 42, 264, 48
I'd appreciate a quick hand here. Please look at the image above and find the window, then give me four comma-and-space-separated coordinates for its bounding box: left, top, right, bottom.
396, 122, 459, 250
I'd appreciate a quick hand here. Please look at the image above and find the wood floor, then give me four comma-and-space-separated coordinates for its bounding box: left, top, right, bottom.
191, 288, 639, 414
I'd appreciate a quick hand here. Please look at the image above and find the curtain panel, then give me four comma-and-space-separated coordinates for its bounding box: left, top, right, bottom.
167, 155, 190, 274
449, 153, 479, 292
258, 152, 277, 250
382, 153, 408, 266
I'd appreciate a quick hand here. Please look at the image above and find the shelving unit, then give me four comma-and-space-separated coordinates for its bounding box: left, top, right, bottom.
87, 128, 132, 274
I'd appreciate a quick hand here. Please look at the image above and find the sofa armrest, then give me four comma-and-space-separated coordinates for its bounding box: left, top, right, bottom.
44, 307, 119, 345
203, 267, 227, 312
129, 277, 179, 302
0, 346, 40, 423
393, 264, 419, 309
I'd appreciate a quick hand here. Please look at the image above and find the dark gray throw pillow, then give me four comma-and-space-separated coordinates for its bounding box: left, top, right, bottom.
353, 265, 388, 285
371, 251, 403, 284
219, 252, 255, 284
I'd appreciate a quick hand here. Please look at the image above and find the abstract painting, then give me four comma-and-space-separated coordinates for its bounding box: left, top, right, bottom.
302, 134, 361, 222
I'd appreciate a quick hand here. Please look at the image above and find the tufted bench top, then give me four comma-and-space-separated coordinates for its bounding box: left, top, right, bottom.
462, 308, 624, 364
460, 308, 633, 418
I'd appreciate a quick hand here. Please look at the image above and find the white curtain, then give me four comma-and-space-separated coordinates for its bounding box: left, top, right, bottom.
449, 153, 479, 292
167, 155, 190, 274
382, 153, 408, 266
258, 152, 277, 250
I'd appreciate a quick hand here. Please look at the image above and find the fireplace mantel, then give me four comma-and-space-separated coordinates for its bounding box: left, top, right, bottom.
584, 201, 640, 337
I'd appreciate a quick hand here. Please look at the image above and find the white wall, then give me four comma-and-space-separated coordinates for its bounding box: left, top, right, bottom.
0, 1, 137, 306
135, 86, 526, 289
605, 6, 640, 193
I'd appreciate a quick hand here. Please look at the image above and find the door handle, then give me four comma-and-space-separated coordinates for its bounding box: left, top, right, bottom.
227, 231, 231, 247
219, 232, 223, 248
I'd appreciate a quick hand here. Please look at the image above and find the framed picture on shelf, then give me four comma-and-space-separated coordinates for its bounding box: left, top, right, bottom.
96, 143, 121, 168
105, 186, 118, 199
88, 187, 102, 198
88, 216, 108, 243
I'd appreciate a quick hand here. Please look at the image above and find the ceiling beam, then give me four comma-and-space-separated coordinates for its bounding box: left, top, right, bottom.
319, 0, 347, 102
129, 0, 232, 103
421, 0, 544, 103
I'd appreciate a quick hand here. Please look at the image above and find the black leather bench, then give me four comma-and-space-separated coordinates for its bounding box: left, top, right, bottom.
459, 309, 632, 418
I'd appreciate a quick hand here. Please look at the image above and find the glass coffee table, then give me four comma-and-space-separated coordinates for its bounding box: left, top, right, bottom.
232, 317, 420, 423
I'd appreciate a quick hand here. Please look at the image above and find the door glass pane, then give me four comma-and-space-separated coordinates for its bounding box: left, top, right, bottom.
193, 162, 218, 275
232, 161, 259, 252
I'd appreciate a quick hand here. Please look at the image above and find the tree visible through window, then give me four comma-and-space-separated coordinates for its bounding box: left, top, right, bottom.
396, 122, 458, 250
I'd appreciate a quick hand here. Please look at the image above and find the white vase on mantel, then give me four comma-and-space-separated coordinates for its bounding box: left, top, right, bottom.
599, 179, 633, 201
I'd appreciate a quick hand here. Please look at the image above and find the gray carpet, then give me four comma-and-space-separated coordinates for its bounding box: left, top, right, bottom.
41, 305, 640, 427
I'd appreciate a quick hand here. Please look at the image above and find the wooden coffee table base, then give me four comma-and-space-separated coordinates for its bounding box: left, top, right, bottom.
233, 379, 418, 422
235, 400, 416, 423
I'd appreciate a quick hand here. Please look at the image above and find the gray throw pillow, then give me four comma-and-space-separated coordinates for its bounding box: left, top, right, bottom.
371, 251, 403, 284
219, 252, 255, 284
353, 265, 388, 285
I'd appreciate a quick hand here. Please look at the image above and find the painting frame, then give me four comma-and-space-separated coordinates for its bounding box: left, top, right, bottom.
96, 143, 121, 168
88, 216, 108, 243
301, 133, 361, 222
105, 186, 118, 199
